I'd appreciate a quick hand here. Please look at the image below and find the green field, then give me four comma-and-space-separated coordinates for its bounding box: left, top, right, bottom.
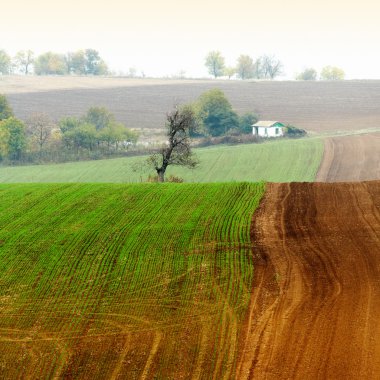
0, 182, 264, 379
0, 138, 323, 183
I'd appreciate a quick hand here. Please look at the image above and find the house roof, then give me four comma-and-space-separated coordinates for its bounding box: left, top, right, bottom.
252, 121, 284, 128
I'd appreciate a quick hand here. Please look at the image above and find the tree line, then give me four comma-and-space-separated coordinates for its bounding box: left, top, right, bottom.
0, 95, 138, 164
295, 66, 345, 81
0, 49, 108, 76
205, 51, 346, 81
0, 87, 259, 169
205, 51, 283, 80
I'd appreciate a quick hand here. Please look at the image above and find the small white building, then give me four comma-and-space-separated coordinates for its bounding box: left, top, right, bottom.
252, 121, 285, 138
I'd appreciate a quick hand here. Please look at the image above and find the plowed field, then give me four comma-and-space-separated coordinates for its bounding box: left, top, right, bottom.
4, 77, 380, 135
238, 181, 380, 379
317, 133, 380, 182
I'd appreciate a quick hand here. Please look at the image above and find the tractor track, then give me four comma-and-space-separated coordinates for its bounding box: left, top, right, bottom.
238, 181, 380, 379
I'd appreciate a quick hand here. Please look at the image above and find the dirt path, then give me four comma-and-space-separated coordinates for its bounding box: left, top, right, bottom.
317, 133, 380, 182
237, 181, 380, 379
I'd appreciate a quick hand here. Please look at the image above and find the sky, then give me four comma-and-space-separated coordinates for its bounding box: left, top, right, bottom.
2, 0, 380, 79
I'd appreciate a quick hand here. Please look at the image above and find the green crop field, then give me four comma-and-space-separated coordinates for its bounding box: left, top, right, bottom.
0, 182, 264, 379
0, 138, 323, 183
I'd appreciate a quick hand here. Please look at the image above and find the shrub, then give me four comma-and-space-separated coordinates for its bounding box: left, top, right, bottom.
286, 125, 307, 138
166, 175, 184, 183
146, 174, 184, 183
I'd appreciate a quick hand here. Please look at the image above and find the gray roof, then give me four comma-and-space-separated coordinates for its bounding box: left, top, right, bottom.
252, 121, 283, 128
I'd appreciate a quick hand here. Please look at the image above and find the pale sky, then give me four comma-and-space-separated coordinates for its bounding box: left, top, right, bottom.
2, 0, 380, 79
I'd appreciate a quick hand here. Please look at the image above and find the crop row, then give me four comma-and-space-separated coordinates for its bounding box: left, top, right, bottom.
0, 182, 264, 379
0, 138, 324, 184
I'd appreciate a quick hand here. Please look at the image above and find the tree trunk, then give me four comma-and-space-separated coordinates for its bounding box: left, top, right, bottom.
157, 168, 165, 182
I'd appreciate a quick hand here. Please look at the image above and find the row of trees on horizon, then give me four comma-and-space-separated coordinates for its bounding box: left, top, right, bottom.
205, 51, 283, 80
1, 48, 345, 80
205, 51, 345, 81
0, 49, 108, 76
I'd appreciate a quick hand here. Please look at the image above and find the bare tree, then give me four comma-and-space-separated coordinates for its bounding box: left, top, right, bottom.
262, 55, 283, 79
26, 113, 54, 154
148, 106, 198, 182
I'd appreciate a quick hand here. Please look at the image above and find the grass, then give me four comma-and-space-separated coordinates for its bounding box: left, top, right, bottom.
0, 138, 323, 183
0, 182, 264, 379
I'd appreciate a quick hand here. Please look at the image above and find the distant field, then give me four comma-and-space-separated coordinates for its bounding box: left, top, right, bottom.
3, 76, 380, 140
0, 182, 264, 379
317, 132, 380, 182
0, 139, 323, 183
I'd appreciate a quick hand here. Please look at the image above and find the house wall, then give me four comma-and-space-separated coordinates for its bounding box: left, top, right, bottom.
255, 126, 284, 138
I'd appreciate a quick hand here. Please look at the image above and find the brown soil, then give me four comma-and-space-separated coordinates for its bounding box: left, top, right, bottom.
237, 181, 380, 379
317, 133, 380, 182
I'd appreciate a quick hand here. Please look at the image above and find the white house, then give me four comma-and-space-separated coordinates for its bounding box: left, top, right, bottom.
252, 121, 285, 138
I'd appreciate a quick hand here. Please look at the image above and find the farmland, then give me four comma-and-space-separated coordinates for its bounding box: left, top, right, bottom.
0, 138, 323, 183
1, 75, 380, 380
2, 181, 380, 379
3, 77, 380, 142
0, 182, 264, 378
317, 132, 380, 182
239, 181, 380, 378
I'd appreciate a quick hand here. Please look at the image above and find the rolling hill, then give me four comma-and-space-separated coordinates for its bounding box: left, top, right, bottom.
1, 181, 380, 378
240, 181, 380, 379
0, 139, 323, 183
1, 76, 380, 379
3, 77, 380, 142
0, 182, 264, 379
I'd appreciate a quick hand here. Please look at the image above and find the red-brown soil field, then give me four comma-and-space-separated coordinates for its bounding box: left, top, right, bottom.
3, 77, 380, 136
317, 133, 380, 182
238, 181, 380, 379
1, 76, 380, 379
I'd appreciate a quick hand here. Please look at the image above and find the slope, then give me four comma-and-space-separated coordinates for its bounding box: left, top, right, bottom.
0, 182, 264, 379
0, 139, 323, 183
317, 133, 380, 182
238, 181, 380, 379
4, 77, 380, 135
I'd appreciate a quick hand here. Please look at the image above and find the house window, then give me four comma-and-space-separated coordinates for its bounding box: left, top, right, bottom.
275, 128, 279, 135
